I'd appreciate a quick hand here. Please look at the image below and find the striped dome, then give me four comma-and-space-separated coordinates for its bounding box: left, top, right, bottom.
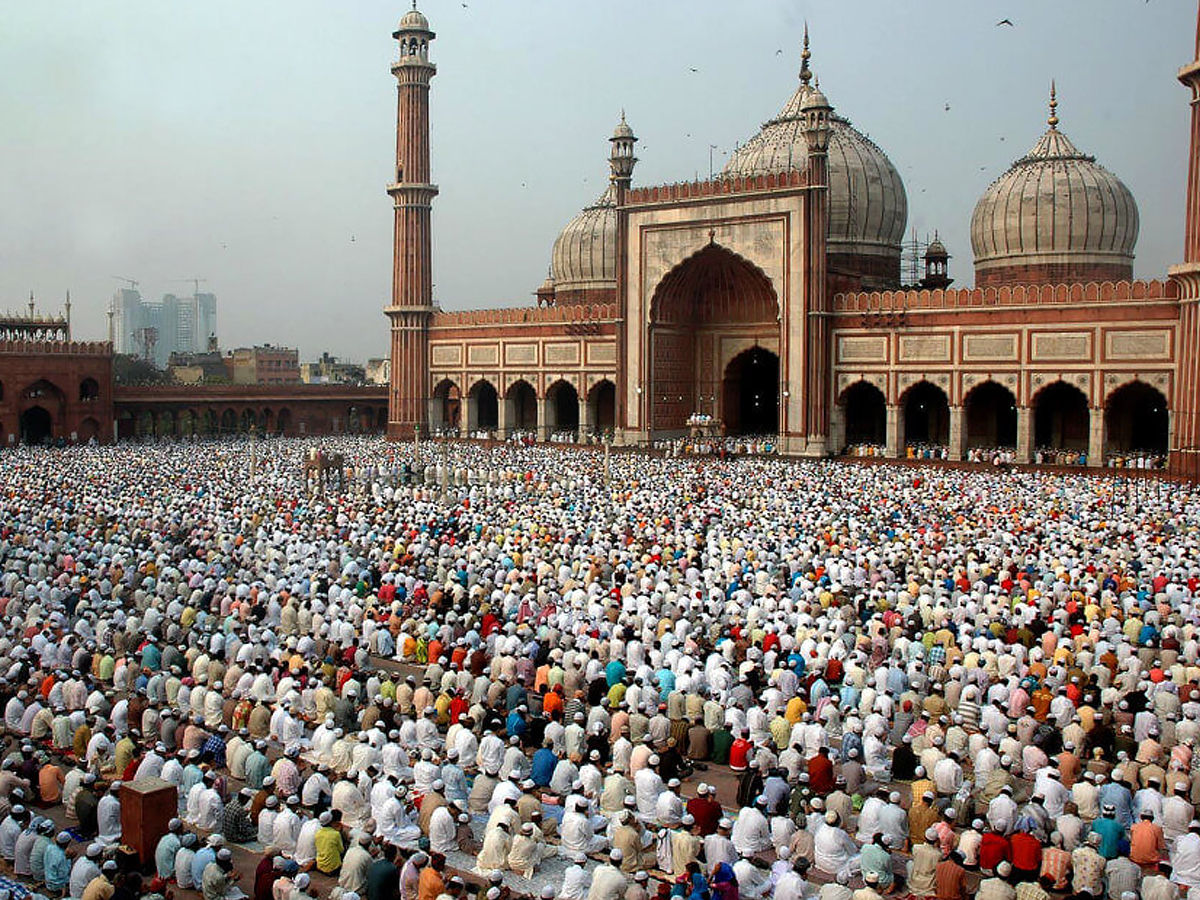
549, 184, 616, 291
723, 83, 908, 263
971, 122, 1138, 281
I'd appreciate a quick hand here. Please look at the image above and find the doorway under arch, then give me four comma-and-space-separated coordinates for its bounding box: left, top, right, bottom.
965, 381, 1018, 448
902, 382, 950, 447
546, 381, 580, 437
20, 406, 52, 445
505, 381, 537, 434
588, 380, 616, 436
722, 347, 779, 435
840, 381, 886, 447
1105, 382, 1168, 454
432, 380, 461, 433
468, 381, 499, 433
1034, 381, 1089, 450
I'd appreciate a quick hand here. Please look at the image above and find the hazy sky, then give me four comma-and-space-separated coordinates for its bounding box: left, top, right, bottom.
0, 1, 1191, 361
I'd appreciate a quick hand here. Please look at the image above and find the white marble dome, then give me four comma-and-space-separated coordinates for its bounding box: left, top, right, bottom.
971, 118, 1138, 281
549, 184, 617, 291
723, 82, 908, 264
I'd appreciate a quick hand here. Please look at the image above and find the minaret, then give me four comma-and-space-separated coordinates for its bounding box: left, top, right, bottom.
799, 28, 833, 455
386, 4, 438, 440
608, 111, 638, 201
1170, 4, 1200, 476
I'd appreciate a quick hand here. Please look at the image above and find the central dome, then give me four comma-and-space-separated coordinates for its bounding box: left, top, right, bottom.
723, 75, 907, 281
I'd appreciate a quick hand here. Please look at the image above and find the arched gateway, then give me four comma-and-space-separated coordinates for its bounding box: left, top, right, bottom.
648, 244, 779, 437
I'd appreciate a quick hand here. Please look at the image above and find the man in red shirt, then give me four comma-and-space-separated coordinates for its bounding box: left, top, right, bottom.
685, 783, 723, 835
977, 826, 1011, 872
728, 730, 753, 772
1009, 827, 1042, 880
808, 746, 835, 794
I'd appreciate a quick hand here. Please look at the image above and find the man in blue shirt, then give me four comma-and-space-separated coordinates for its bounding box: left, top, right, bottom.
531, 740, 558, 787
1089, 805, 1126, 859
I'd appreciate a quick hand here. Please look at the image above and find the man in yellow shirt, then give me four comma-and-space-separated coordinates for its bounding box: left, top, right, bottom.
314, 809, 345, 875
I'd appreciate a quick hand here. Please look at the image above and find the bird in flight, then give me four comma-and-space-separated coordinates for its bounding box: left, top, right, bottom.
996, 18, 1014, 26
944, 103, 950, 111
775, 49, 783, 55
689, 67, 698, 73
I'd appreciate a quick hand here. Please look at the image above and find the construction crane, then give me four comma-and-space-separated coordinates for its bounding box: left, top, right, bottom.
174, 277, 208, 295
111, 276, 140, 290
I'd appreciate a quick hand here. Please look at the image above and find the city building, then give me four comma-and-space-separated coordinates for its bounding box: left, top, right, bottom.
365, 357, 390, 386
110, 288, 217, 367
385, 6, 1200, 474
228, 344, 301, 385
300, 352, 366, 385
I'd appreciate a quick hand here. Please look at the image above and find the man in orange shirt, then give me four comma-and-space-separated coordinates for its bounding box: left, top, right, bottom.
416, 852, 445, 900
38, 760, 65, 807
1129, 809, 1167, 866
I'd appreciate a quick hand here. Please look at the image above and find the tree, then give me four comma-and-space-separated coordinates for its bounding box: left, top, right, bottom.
112, 354, 173, 385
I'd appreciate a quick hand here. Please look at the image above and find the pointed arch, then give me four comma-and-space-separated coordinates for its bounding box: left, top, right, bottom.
964, 380, 1018, 448
838, 379, 886, 447
900, 380, 949, 447
1032, 380, 1089, 451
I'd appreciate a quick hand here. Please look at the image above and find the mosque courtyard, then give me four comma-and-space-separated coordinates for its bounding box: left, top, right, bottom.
0, 437, 1195, 900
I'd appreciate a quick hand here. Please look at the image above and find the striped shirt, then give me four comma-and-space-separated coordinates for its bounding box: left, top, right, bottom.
1038, 846, 1072, 890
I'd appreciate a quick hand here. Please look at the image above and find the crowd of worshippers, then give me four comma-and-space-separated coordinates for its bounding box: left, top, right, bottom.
0, 438, 1195, 900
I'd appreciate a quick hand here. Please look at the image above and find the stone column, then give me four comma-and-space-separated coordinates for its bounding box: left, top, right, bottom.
1016, 406, 1032, 464
948, 405, 965, 461
885, 404, 901, 458
828, 403, 846, 457
580, 393, 593, 444
497, 395, 509, 439
537, 397, 549, 441
466, 393, 479, 434
1088, 407, 1104, 467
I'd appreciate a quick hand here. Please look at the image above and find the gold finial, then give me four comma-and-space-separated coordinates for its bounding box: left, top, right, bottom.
1048, 80, 1059, 129
799, 23, 812, 85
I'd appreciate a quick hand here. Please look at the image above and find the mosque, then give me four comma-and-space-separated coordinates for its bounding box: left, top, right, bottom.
385, 6, 1200, 475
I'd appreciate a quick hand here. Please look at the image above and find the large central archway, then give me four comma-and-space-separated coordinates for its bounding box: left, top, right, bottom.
648, 244, 778, 435
723, 347, 779, 434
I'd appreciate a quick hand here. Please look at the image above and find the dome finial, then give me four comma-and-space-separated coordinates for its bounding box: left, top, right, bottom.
1048, 80, 1059, 129
799, 23, 812, 85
